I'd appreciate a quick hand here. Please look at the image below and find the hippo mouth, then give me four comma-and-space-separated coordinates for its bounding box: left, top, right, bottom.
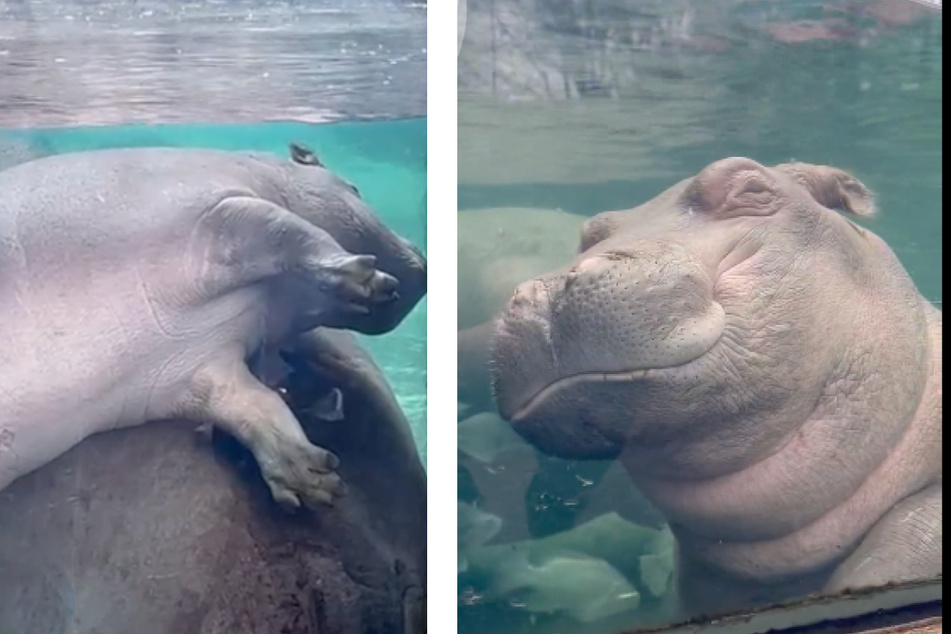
496, 327, 724, 425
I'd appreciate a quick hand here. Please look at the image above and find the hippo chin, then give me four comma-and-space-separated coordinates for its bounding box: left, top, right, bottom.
490, 157, 942, 614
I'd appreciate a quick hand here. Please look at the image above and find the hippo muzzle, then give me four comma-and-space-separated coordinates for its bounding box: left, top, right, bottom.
492, 239, 727, 456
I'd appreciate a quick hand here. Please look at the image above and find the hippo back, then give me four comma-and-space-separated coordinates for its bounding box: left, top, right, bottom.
0, 328, 426, 634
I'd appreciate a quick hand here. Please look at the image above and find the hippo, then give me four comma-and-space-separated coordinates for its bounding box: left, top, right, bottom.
457, 207, 667, 546
489, 158, 942, 616
0, 143, 427, 510
0, 326, 427, 634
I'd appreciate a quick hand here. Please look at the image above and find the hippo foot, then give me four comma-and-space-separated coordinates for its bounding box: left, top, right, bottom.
179, 358, 347, 512
192, 419, 346, 510
311, 253, 400, 318
254, 431, 346, 511
826, 484, 942, 592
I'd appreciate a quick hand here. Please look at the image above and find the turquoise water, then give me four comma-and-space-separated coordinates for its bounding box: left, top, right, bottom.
458, 2, 941, 633
3, 118, 428, 463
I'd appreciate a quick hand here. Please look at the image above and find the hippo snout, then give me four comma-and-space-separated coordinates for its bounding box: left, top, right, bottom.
491, 242, 726, 449
352, 247, 427, 335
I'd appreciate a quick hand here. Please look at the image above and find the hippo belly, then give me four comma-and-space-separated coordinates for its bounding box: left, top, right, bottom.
0, 276, 266, 491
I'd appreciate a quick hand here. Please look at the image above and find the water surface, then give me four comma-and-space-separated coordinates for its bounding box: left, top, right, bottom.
0, 0, 426, 126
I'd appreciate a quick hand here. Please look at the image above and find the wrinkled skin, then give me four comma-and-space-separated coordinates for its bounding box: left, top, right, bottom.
0, 144, 426, 510
491, 157, 942, 614
0, 327, 426, 634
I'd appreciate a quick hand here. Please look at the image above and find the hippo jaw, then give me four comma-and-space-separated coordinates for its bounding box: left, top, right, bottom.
489, 157, 883, 467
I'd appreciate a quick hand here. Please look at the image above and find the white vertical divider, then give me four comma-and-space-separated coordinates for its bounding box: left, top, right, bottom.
426, 0, 459, 630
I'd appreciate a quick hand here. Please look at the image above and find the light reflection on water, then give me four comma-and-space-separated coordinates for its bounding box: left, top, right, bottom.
0, 0, 426, 126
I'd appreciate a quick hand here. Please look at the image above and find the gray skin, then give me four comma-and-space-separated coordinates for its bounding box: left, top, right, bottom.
0, 327, 426, 634
0, 143, 426, 511
490, 157, 942, 615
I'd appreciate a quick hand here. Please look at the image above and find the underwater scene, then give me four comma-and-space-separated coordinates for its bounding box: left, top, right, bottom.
457, 1, 941, 634
2, 120, 428, 455
0, 1, 427, 633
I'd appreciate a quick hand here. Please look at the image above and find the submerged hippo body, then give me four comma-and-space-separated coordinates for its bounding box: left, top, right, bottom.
0, 144, 426, 509
491, 158, 942, 614
458, 207, 586, 412
0, 327, 426, 634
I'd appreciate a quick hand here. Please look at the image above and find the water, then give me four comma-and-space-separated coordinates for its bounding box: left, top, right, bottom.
0, 2, 426, 628
457, 1, 941, 632
2, 118, 428, 461
0, 0, 428, 462
0, 0, 426, 126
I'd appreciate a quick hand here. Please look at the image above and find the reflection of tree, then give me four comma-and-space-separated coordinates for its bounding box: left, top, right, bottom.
458, 0, 941, 187
459, 0, 941, 103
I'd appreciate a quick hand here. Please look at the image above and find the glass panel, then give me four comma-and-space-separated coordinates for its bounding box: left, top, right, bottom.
457, 1, 941, 633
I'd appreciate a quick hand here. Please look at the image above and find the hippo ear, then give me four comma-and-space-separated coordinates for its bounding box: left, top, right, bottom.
289, 142, 323, 167
776, 163, 876, 217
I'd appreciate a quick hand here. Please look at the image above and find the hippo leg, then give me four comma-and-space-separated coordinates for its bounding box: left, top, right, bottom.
826, 485, 942, 592
177, 355, 346, 511
196, 196, 399, 326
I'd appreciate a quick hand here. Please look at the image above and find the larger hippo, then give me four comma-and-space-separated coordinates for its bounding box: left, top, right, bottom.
0, 143, 426, 510
490, 158, 942, 615
458, 207, 585, 412
0, 326, 426, 634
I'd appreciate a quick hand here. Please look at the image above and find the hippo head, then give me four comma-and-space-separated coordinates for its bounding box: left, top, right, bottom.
271, 143, 427, 335
490, 158, 929, 476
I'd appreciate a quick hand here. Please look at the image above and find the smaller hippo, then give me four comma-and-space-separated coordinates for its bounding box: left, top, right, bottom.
0, 143, 426, 510
490, 158, 942, 615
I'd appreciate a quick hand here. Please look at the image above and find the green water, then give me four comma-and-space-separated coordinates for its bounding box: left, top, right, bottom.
4, 118, 428, 463
458, 3, 941, 633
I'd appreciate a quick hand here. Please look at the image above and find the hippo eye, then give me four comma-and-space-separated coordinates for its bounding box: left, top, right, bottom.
345, 182, 361, 198
738, 178, 769, 195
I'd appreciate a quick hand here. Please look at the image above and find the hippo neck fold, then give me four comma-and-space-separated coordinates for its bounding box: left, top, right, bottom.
626, 304, 941, 582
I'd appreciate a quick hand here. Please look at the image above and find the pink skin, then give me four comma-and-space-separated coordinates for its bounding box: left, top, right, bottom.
490, 158, 942, 614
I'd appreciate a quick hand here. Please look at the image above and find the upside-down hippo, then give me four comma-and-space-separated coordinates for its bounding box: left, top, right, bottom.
0, 143, 427, 510
490, 157, 942, 615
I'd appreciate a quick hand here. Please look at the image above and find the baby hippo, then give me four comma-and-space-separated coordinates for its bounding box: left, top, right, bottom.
0, 143, 426, 510
490, 158, 941, 614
